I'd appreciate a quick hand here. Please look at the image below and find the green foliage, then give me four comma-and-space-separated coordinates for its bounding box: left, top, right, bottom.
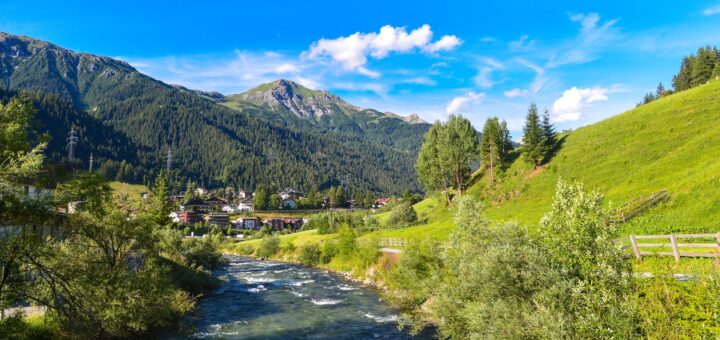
416, 115, 480, 198
319, 242, 338, 264
299, 243, 322, 266
235, 243, 256, 255
54, 172, 112, 215
386, 202, 418, 227
336, 225, 357, 260
150, 173, 173, 227
255, 236, 281, 258
480, 117, 513, 184
521, 103, 545, 167
673, 45, 720, 91
386, 238, 442, 307
181, 238, 224, 270
0, 315, 56, 340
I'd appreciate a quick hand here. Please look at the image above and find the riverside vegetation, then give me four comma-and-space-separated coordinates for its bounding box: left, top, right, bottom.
0, 97, 223, 338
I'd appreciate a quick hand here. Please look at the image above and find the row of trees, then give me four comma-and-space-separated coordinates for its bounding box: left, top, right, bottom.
416, 115, 480, 203
672, 45, 720, 92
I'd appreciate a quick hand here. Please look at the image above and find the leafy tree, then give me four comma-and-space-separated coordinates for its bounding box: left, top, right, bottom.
387, 202, 418, 227
255, 236, 281, 258
327, 186, 337, 208
335, 187, 345, 208
363, 192, 374, 209
536, 179, 637, 338
416, 122, 448, 199
299, 243, 321, 266
521, 103, 544, 168
269, 193, 280, 210
254, 184, 268, 210
54, 172, 112, 215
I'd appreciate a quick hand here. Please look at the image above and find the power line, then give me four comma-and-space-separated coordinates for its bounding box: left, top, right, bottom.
66, 128, 78, 162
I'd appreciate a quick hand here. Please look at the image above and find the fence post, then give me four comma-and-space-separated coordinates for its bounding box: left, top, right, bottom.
629, 235, 642, 261
715, 233, 720, 270
670, 234, 680, 262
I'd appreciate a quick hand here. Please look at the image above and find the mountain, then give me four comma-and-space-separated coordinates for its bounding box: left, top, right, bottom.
0, 33, 428, 194
224, 79, 429, 153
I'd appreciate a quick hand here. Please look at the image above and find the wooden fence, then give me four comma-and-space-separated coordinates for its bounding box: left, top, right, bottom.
618, 233, 720, 262
611, 189, 668, 223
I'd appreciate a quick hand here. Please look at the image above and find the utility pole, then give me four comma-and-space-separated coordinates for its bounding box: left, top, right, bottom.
66, 128, 78, 162
89, 153, 94, 172
165, 148, 173, 174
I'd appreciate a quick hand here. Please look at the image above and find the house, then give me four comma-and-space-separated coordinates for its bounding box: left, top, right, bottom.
280, 198, 296, 209
279, 189, 303, 200
282, 218, 304, 231
238, 189, 254, 199
373, 198, 391, 209
204, 196, 227, 210
233, 217, 260, 230
178, 211, 202, 224
169, 211, 180, 223
180, 197, 211, 212
237, 198, 254, 212
204, 213, 230, 226
221, 205, 237, 213
262, 218, 284, 231
194, 187, 207, 196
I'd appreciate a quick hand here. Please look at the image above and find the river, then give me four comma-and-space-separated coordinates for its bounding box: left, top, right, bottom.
174, 256, 428, 339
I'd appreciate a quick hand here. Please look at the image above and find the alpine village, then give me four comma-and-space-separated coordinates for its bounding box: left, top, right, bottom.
2, 2, 720, 339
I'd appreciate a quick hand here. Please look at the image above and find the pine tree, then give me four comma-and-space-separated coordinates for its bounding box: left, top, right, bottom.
655, 82, 666, 98
712, 62, 720, 81
150, 172, 172, 227
254, 184, 268, 210
690, 46, 716, 87
540, 109, 556, 155
522, 103, 544, 168
672, 56, 693, 91
480, 118, 502, 185
364, 192, 374, 208
500, 120, 514, 162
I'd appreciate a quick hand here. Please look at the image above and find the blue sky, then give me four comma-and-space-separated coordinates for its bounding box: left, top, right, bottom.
2, 0, 720, 138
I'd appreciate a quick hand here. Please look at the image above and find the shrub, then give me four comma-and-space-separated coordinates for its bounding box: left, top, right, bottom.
235, 243, 255, 255
182, 238, 224, 270
336, 224, 357, 260
299, 243, 322, 266
255, 236, 280, 258
387, 203, 418, 227
320, 242, 338, 264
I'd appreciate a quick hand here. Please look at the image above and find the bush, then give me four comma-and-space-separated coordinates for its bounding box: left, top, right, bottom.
255, 236, 280, 258
336, 224, 357, 260
320, 242, 338, 264
235, 243, 255, 255
182, 238, 224, 270
299, 243, 322, 266
387, 203, 418, 227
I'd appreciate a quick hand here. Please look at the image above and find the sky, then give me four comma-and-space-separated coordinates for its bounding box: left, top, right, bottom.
1, 0, 720, 138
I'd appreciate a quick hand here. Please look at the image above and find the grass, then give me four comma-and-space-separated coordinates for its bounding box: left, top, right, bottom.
225, 81, 720, 274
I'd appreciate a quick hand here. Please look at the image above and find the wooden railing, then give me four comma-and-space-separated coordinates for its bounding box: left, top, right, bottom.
377, 238, 407, 248
618, 233, 720, 262
611, 189, 668, 223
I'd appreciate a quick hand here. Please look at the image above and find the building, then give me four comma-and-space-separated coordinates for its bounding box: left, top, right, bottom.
180, 197, 211, 212
262, 218, 284, 231
238, 189, 254, 199
178, 211, 202, 224
204, 213, 230, 227
237, 198, 254, 212
282, 218, 304, 231
233, 217, 260, 230
221, 205, 237, 213
279, 189, 303, 200
373, 198, 391, 209
204, 196, 227, 210
280, 198, 296, 209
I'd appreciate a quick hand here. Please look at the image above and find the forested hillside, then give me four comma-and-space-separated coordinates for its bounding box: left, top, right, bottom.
0, 33, 427, 194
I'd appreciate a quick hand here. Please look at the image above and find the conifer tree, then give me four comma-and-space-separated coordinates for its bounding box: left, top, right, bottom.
712, 63, 720, 81
655, 82, 666, 98
521, 103, 544, 168
327, 186, 337, 208
335, 187, 345, 208
480, 118, 502, 185
541, 109, 556, 153
672, 56, 693, 91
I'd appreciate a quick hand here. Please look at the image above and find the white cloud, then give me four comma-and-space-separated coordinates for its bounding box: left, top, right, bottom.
305, 25, 461, 76
509, 34, 535, 51
504, 88, 529, 98
552, 86, 608, 122
446, 91, 485, 115
424, 35, 462, 53
405, 77, 437, 86
547, 12, 619, 67
702, 4, 720, 15
474, 57, 504, 88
